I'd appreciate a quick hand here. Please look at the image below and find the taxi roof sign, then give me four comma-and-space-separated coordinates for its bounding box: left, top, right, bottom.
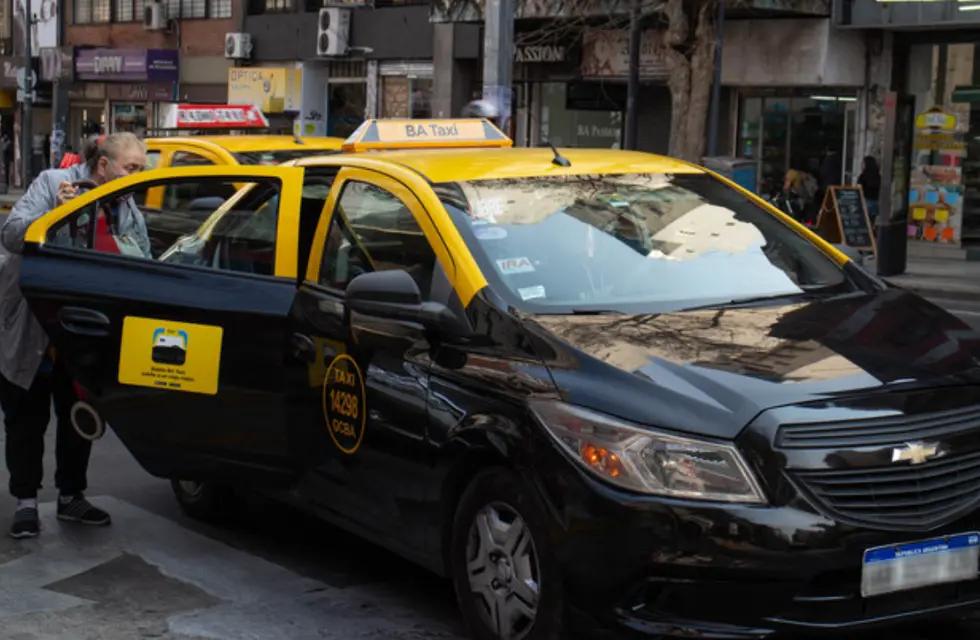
342, 119, 512, 152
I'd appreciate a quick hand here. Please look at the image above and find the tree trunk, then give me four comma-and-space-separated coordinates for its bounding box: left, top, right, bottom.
658, 0, 718, 162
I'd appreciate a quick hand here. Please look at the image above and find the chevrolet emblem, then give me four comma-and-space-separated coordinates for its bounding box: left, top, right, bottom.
891, 442, 942, 465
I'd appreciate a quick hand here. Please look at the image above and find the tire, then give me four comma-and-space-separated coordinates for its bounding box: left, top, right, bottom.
450, 468, 564, 640
170, 479, 233, 521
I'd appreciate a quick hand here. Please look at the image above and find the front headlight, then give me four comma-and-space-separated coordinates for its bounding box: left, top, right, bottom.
530, 400, 766, 504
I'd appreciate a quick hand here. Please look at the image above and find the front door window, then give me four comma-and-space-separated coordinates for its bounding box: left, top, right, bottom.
320, 180, 436, 296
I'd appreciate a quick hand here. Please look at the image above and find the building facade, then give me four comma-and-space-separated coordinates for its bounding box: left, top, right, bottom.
240, 0, 438, 138
837, 0, 980, 250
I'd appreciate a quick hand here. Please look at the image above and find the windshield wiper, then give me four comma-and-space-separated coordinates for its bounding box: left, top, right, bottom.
569, 308, 624, 315
679, 291, 814, 312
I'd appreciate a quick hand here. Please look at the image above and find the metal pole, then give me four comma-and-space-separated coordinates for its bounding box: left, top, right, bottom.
482, 0, 514, 132
624, 0, 641, 150
21, 9, 33, 185
706, 0, 724, 157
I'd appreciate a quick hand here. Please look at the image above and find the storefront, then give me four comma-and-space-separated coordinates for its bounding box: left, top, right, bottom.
71, 48, 179, 142
723, 19, 866, 197
836, 0, 980, 249
511, 28, 672, 152
378, 61, 433, 119
902, 41, 979, 246
736, 92, 858, 196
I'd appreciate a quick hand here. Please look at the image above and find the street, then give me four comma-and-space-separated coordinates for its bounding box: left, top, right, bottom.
0, 292, 978, 639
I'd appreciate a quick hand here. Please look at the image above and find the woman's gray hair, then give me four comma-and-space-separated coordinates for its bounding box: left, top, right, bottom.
82, 132, 146, 171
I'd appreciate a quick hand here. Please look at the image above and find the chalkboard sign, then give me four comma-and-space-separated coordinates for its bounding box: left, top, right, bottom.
815, 186, 877, 254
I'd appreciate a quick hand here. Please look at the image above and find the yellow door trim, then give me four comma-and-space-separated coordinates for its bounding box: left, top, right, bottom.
25, 165, 306, 279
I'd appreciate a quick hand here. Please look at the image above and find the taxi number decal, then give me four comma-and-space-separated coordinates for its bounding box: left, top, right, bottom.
118, 316, 223, 395
322, 354, 367, 455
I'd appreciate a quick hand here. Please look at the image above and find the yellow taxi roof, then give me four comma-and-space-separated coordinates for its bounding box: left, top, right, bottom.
147, 135, 344, 153
302, 147, 703, 183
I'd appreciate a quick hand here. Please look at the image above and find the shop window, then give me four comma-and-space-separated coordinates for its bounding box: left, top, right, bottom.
46, 178, 283, 276
320, 181, 435, 296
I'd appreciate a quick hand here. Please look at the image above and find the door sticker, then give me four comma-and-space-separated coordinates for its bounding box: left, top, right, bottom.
322, 353, 366, 455
118, 316, 223, 395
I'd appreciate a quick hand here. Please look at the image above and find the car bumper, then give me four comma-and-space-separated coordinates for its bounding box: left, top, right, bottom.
533, 459, 980, 638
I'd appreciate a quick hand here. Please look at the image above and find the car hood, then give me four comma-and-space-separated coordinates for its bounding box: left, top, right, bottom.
529, 289, 980, 439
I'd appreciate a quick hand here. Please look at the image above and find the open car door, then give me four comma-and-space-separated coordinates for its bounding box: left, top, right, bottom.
18, 165, 306, 486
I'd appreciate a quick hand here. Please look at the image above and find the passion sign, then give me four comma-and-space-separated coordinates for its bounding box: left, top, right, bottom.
514, 45, 566, 63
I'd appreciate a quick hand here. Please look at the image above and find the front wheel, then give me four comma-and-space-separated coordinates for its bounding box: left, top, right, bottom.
170, 479, 233, 521
450, 468, 564, 640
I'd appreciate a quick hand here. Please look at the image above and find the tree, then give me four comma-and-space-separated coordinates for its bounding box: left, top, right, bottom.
431, 0, 721, 160
655, 0, 718, 161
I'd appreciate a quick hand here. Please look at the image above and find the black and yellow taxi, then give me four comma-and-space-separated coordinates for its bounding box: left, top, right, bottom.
18, 119, 980, 639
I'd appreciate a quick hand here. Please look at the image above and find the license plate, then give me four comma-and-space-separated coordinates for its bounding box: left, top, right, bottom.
861, 532, 980, 598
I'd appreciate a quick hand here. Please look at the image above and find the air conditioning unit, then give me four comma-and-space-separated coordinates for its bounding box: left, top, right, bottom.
143, 1, 167, 30
224, 32, 252, 60
316, 8, 350, 57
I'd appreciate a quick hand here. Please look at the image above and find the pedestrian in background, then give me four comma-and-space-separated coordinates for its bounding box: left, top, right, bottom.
859, 156, 881, 226
0, 132, 150, 539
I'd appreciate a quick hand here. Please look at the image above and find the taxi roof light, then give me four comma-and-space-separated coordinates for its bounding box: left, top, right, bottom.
342, 118, 512, 153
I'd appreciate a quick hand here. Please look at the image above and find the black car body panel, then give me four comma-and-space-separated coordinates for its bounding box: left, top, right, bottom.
530, 288, 980, 440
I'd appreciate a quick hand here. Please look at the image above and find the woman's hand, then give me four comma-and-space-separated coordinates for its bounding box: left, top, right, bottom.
56, 181, 79, 206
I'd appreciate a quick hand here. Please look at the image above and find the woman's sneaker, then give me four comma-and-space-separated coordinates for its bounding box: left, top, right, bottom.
9, 506, 39, 538
57, 494, 111, 526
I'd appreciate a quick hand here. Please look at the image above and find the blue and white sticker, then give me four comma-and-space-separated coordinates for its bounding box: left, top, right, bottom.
475, 226, 508, 241
497, 256, 535, 275
518, 285, 546, 301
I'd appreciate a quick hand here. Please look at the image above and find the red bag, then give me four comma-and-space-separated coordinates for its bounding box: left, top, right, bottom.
59, 152, 82, 168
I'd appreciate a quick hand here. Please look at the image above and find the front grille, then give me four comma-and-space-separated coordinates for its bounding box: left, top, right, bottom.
777, 405, 980, 449
794, 450, 980, 530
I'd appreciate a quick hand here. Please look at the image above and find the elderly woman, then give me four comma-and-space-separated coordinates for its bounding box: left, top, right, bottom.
0, 132, 149, 539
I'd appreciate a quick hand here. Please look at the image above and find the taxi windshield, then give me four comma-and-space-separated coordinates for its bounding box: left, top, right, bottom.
436, 173, 852, 314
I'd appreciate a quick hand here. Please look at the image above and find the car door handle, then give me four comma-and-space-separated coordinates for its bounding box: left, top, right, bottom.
290, 333, 317, 363
58, 307, 111, 337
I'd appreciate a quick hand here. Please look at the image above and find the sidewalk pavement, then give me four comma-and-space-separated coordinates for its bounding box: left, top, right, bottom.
884, 256, 980, 302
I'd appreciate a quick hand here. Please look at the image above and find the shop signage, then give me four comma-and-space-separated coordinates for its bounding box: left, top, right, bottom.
161, 104, 270, 129
74, 48, 179, 83
514, 45, 566, 63
580, 29, 667, 79
227, 67, 302, 114
13, 0, 58, 58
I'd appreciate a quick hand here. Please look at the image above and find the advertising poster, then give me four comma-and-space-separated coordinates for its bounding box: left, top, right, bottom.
13, 0, 57, 57
908, 107, 966, 245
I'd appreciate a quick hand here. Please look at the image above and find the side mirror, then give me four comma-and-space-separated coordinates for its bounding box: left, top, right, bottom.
346, 270, 471, 340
